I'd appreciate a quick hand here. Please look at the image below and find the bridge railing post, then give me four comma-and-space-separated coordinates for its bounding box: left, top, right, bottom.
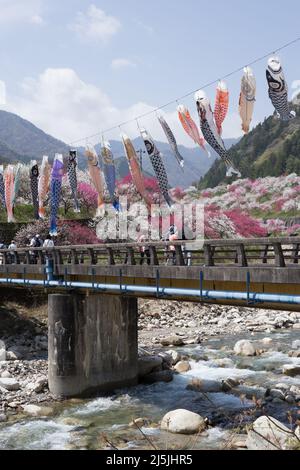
204, 244, 214, 266
175, 245, 185, 266
126, 247, 136, 266
273, 242, 285, 267
107, 247, 115, 266
236, 244, 248, 267
292, 244, 299, 264
149, 246, 159, 266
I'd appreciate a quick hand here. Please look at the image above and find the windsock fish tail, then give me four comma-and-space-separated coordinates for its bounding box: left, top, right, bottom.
121, 133, 152, 210
49, 154, 64, 236
68, 150, 80, 213
195, 89, 241, 179
214, 81, 229, 136
266, 56, 296, 121
140, 128, 174, 208
0, 166, 6, 208
239, 67, 256, 134
38, 156, 51, 219
158, 115, 185, 170
30, 161, 39, 220
4, 165, 15, 223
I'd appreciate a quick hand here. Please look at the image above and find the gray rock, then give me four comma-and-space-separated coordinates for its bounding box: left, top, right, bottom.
22, 405, 54, 417
160, 335, 184, 347
221, 378, 240, 392
174, 361, 191, 373
290, 385, 300, 395
142, 370, 173, 385
293, 323, 300, 330
288, 350, 300, 358
138, 356, 163, 378
25, 377, 48, 394
0, 371, 12, 379
246, 416, 299, 450
166, 350, 181, 365
0, 341, 6, 362
0, 378, 20, 391
234, 340, 256, 356
282, 365, 300, 377
161, 409, 206, 435
275, 383, 290, 391
212, 358, 235, 368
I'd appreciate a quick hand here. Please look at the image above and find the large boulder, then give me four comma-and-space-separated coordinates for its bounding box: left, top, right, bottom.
161, 409, 206, 435
138, 356, 163, 378
246, 416, 300, 450
234, 340, 256, 356
0, 378, 20, 391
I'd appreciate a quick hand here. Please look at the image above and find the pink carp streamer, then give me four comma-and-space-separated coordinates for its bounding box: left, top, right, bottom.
85, 144, 105, 217
214, 80, 229, 135
38, 156, 51, 219
177, 105, 210, 157
4, 165, 15, 223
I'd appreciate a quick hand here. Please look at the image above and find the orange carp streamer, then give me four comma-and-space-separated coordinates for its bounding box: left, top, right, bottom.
214, 80, 229, 135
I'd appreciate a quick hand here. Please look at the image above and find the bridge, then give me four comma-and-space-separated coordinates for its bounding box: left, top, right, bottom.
1, 237, 300, 398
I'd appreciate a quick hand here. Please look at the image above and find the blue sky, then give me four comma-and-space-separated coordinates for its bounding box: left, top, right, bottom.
0, 0, 300, 146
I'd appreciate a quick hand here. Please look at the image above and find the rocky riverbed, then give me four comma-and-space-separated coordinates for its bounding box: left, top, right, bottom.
0, 299, 300, 449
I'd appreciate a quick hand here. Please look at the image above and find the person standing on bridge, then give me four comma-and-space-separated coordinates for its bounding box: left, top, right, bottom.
8, 240, 17, 264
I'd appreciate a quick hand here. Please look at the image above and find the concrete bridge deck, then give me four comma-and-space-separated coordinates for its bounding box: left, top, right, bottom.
1, 237, 300, 311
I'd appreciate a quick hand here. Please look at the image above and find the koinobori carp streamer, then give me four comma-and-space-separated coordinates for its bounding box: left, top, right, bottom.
121, 133, 152, 209
4, 165, 15, 223
158, 115, 184, 169
67, 150, 80, 213
177, 105, 210, 157
140, 127, 173, 208
195, 90, 241, 178
0, 166, 5, 209
214, 80, 229, 136
266, 56, 296, 121
85, 144, 105, 218
239, 67, 256, 134
101, 141, 119, 211
50, 154, 64, 236
30, 160, 39, 220
38, 156, 51, 219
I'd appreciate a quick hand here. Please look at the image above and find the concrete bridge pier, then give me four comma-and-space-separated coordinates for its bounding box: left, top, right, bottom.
48, 293, 138, 397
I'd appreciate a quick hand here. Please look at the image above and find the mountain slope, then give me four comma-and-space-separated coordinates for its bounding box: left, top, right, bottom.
199, 104, 300, 189
0, 110, 68, 161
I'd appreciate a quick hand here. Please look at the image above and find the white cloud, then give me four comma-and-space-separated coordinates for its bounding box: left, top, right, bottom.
0, 0, 44, 25
2, 68, 242, 149
69, 4, 121, 43
111, 58, 136, 70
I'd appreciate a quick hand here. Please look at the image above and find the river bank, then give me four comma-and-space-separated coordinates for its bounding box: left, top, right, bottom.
0, 298, 300, 449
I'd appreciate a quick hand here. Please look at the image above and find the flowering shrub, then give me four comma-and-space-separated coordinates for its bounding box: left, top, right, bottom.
15, 219, 99, 247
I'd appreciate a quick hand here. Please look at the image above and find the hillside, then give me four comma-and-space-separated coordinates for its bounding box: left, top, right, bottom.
0, 110, 69, 162
199, 104, 300, 189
